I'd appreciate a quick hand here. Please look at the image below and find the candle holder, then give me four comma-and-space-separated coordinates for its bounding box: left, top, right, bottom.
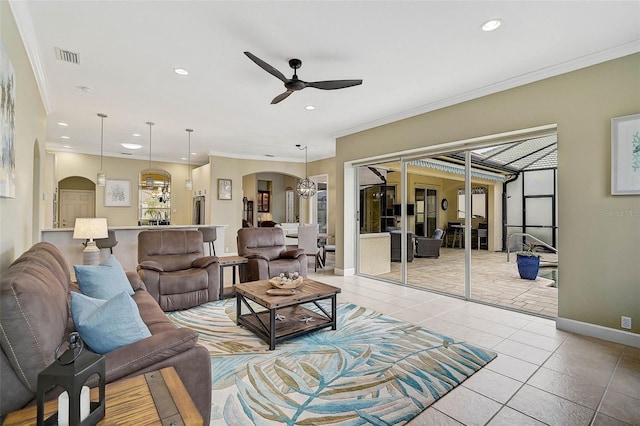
36, 333, 105, 425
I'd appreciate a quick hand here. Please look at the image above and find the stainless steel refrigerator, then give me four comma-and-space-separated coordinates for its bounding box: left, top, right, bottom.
193, 196, 205, 225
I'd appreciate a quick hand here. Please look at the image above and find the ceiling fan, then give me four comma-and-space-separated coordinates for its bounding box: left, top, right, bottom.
244, 51, 363, 104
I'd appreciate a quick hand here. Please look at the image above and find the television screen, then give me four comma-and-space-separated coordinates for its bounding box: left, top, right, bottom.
393, 204, 415, 216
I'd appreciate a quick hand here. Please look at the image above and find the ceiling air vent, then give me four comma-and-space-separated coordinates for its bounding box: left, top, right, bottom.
120, 152, 133, 156
55, 47, 79, 64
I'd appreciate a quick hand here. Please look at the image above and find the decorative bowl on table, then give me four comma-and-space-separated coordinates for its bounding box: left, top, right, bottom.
269, 272, 304, 289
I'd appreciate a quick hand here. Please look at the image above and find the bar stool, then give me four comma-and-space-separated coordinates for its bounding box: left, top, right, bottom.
199, 227, 217, 256
322, 244, 335, 266
85, 230, 118, 254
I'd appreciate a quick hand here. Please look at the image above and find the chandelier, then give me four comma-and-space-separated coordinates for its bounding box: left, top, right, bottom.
296, 144, 316, 199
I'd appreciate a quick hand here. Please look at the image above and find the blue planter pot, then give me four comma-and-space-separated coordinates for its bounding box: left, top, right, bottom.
517, 254, 540, 280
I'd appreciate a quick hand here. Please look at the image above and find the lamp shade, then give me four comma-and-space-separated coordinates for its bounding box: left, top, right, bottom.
73, 218, 108, 240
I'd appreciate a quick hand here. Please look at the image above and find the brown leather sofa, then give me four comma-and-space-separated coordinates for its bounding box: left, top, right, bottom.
237, 227, 307, 282
0, 242, 211, 424
137, 230, 220, 311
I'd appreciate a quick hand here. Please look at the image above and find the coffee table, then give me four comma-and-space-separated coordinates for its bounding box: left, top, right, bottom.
235, 278, 341, 350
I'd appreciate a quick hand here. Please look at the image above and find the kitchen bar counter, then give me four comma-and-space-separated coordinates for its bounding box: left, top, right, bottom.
42, 224, 228, 273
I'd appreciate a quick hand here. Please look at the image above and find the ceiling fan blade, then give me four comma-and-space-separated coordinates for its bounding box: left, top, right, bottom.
306, 79, 363, 90
244, 51, 288, 83
271, 90, 294, 104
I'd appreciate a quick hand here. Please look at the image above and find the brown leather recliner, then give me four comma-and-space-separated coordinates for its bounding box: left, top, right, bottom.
237, 227, 307, 282
137, 230, 220, 311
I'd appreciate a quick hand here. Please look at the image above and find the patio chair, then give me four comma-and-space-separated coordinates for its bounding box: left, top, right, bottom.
476, 222, 488, 250
415, 228, 444, 258
390, 230, 414, 262
445, 222, 461, 247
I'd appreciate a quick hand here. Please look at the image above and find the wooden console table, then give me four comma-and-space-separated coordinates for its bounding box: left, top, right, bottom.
4, 367, 202, 425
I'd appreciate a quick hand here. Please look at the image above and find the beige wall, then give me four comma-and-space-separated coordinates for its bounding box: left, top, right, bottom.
206, 155, 305, 253
0, 1, 47, 270
49, 152, 195, 227
336, 53, 640, 334
309, 157, 337, 244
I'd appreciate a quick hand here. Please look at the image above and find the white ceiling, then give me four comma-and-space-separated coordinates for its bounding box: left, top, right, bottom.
11, 1, 640, 165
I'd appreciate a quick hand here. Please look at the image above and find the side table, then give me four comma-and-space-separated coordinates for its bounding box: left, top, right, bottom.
3, 367, 202, 425
218, 255, 247, 299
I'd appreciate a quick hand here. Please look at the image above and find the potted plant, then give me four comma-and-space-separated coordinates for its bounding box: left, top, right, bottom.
516, 242, 541, 280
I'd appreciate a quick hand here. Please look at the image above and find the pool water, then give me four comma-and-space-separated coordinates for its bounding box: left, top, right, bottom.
540, 267, 558, 287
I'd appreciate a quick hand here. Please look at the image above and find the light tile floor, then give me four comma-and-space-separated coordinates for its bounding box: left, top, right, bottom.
303, 265, 640, 426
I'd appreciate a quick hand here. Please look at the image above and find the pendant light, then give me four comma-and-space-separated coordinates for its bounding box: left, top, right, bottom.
296, 144, 317, 199
185, 129, 193, 190
96, 113, 107, 186
145, 122, 155, 189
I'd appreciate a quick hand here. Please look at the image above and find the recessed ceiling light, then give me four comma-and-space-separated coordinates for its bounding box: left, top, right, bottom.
121, 143, 143, 150
305, 105, 315, 110
174, 68, 189, 76
482, 19, 502, 32
57, 122, 68, 127
191, 152, 196, 156
60, 135, 70, 139
132, 133, 141, 137
181, 157, 187, 161
63, 145, 71, 148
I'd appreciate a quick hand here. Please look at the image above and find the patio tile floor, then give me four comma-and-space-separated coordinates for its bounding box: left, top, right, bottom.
375, 247, 558, 318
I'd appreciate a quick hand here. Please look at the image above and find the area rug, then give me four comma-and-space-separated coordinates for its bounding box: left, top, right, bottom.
167, 300, 497, 425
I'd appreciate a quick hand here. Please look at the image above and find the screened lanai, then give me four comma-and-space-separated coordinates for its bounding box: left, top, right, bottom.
356, 134, 559, 318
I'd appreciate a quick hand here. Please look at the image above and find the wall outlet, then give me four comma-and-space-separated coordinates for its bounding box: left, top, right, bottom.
621, 316, 632, 330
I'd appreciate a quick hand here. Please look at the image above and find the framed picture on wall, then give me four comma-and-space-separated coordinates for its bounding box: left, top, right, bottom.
105, 179, 131, 207
218, 178, 232, 200
611, 113, 640, 195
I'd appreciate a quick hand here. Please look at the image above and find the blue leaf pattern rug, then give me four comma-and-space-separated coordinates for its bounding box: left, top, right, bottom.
167, 300, 497, 425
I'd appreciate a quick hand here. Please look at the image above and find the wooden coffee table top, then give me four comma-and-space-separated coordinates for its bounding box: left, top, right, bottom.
235, 278, 340, 309
3, 367, 202, 426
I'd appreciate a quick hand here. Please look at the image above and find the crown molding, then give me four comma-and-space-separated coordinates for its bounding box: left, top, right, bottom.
9, 0, 51, 114
333, 41, 640, 139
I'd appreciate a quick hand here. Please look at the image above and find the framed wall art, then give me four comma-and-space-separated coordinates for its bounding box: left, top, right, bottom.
0, 41, 16, 198
105, 179, 131, 207
218, 178, 232, 200
611, 113, 640, 195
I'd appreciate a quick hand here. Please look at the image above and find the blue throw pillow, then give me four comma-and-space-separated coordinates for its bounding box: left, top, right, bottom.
70, 291, 151, 354
74, 255, 134, 299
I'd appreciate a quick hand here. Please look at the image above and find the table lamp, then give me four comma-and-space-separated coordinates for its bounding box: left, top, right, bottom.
73, 218, 108, 265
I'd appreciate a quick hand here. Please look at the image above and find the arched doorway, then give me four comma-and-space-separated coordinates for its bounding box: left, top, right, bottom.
58, 176, 95, 228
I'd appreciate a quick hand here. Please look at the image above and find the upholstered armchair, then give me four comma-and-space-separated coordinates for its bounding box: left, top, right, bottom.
237, 227, 307, 282
415, 228, 444, 258
137, 230, 220, 311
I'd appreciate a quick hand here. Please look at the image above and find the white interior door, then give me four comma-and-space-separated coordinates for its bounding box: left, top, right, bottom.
59, 189, 95, 228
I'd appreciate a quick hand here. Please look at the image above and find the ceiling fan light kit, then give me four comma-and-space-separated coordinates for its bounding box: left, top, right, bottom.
244, 51, 363, 104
